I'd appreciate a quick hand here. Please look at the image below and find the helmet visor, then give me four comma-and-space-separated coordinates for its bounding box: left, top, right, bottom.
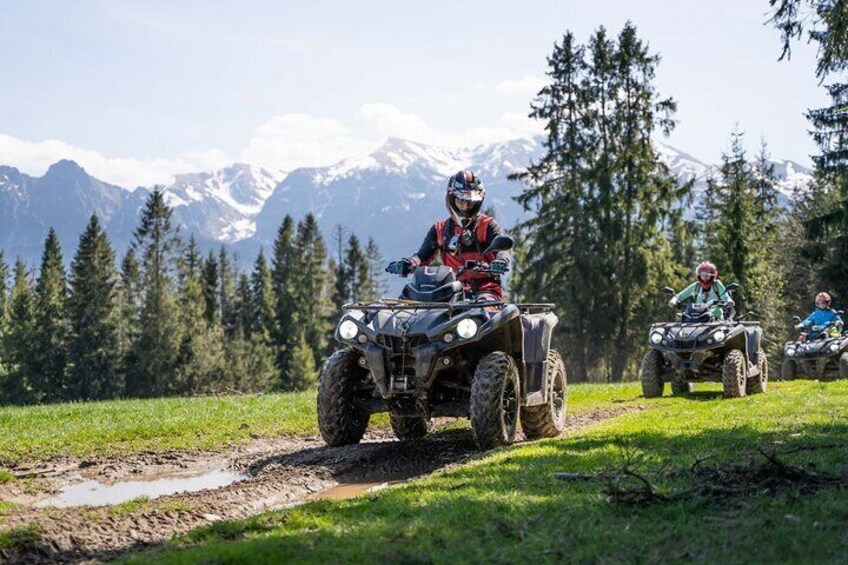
453, 188, 485, 202
816, 297, 829, 308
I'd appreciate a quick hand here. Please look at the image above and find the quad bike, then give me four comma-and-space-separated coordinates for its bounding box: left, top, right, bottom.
782, 314, 848, 380
640, 283, 768, 398
317, 236, 567, 450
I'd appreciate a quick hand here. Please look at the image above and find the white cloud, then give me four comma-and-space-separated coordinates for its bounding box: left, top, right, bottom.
0, 104, 542, 186
238, 113, 373, 170
495, 75, 546, 96
0, 133, 229, 188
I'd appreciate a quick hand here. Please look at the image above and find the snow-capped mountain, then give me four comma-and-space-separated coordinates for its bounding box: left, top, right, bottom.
0, 137, 813, 267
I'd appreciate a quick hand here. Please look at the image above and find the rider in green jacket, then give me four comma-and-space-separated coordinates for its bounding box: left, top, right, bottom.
668, 261, 735, 320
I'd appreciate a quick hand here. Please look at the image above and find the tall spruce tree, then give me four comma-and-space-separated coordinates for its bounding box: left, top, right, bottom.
272, 215, 297, 384
346, 234, 374, 304
293, 214, 332, 361
365, 237, 389, 298
0, 252, 9, 384
1, 260, 35, 404
130, 188, 182, 397
67, 215, 122, 400
202, 250, 219, 325
513, 23, 687, 381
251, 248, 276, 339
31, 229, 69, 402
218, 248, 238, 339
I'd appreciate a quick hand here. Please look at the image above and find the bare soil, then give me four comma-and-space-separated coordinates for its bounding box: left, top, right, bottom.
0, 407, 640, 564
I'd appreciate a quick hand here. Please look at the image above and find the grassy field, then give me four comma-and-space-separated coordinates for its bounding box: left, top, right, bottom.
0, 381, 647, 466
126, 380, 848, 564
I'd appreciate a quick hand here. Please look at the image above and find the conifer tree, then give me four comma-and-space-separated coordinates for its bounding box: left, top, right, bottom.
365, 237, 389, 298
293, 214, 331, 361
31, 229, 69, 402
1, 260, 35, 404
346, 234, 374, 303
129, 188, 182, 397
283, 329, 318, 391
116, 250, 141, 391
251, 248, 275, 339
272, 216, 297, 382
67, 215, 122, 400
0, 252, 9, 383
202, 250, 219, 325
218, 247, 238, 338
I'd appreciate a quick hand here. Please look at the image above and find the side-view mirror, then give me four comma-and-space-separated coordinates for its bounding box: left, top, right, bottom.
838, 310, 845, 316
662, 287, 675, 295
791, 316, 802, 324
483, 235, 514, 255
725, 282, 740, 293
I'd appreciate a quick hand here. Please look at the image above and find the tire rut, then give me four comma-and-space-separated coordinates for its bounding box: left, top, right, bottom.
0, 406, 642, 564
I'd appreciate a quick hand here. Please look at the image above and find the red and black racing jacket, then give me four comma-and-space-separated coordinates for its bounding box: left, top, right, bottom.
413, 214, 510, 299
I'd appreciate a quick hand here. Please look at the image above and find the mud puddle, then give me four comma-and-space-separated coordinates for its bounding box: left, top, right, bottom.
0, 406, 643, 564
35, 469, 249, 509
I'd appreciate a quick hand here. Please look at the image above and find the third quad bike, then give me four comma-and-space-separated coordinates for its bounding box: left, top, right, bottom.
782, 315, 848, 380
640, 283, 768, 398
317, 236, 567, 450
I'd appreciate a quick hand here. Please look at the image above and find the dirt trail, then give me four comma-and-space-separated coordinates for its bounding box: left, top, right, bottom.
0, 407, 641, 564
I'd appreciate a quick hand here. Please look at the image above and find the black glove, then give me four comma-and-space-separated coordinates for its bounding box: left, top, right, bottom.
489, 259, 508, 274
386, 258, 413, 277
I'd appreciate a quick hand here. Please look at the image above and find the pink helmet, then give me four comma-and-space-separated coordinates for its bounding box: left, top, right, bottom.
815, 292, 832, 309
695, 261, 717, 290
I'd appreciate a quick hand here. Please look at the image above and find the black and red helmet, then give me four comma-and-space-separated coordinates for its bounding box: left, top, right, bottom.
815, 292, 832, 310
446, 170, 485, 228
695, 261, 717, 289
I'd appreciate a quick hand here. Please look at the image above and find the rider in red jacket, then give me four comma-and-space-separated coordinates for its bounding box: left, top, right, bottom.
387, 170, 510, 300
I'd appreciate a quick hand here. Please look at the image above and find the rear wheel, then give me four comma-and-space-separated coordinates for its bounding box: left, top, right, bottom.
781, 358, 796, 381
317, 349, 371, 446
470, 352, 520, 450
640, 350, 665, 398
747, 350, 768, 394
722, 349, 747, 398
521, 350, 568, 440
390, 414, 431, 440
839, 353, 848, 379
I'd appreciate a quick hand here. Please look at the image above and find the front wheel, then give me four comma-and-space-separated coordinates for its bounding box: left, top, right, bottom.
722, 349, 748, 398
470, 352, 520, 450
317, 349, 371, 446
521, 349, 568, 440
640, 350, 665, 398
747, 350, 768, 394
671, 379, 693, 395
781, 358, 796, 381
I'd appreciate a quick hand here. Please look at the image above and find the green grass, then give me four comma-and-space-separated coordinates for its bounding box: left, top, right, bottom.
127, 380, 848, 564
0, 523, 41, 551
0, 391, 321, 464
0, 470, 14, 485
0, 382, 646, 466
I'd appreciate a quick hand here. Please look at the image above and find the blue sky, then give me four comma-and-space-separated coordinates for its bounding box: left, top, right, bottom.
0, 0, 828, 186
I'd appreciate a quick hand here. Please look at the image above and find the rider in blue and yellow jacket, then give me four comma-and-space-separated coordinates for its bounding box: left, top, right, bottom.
795, 292, 843, 336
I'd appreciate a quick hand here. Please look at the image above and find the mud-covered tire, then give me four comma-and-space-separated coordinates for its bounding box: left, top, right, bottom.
722, 349, 747, 398
390, 414, 432, 440
521, 349, 568, 440
747, 351, 768, 394
640, 350, 665, 398
781, 358, 796, 381
671, 379, 693, 395
470, 352, 520, 450
317, 349, 371, 447
839, 353, 848, 379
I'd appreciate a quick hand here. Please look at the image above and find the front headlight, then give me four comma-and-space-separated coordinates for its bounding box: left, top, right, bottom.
650, 332, 663, 344
712, 330, 726, 342
830, 342, 841, 353
457, 318, 478, 339
339, 319, 359, 340
786, 348, 796, 357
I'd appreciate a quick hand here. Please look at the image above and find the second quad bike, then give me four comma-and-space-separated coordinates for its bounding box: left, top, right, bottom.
640, 283, 768, 398
317, 236, 567, 450
782, 315, 848, 380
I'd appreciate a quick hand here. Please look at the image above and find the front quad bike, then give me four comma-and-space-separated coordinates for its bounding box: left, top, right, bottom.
317, 236, 568, 450
782, 315, 848, 380
640, 283, 768, 399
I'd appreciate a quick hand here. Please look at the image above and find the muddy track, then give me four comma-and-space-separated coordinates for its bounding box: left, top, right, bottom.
0, 406, 642, 564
